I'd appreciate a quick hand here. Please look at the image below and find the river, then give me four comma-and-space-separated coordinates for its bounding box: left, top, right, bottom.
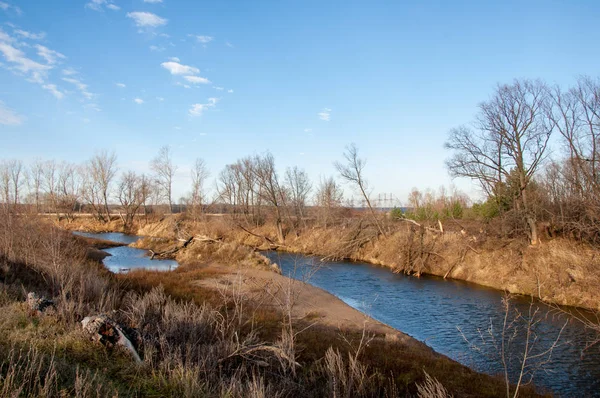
77, 231, 600, 397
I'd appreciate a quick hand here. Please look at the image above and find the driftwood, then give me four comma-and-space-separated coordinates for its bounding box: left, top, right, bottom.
395, 217, 444, 234
81, 315, 142, 363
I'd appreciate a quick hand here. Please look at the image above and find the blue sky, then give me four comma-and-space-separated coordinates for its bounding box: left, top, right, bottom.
1, 0, 599, 204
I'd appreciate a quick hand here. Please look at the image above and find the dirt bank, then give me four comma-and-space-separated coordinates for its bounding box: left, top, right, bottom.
129, 216, 600, 311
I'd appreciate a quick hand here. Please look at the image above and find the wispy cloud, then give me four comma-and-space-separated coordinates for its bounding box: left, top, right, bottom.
189, 97, 218, 117
227, 89, 233, 93
0, 100, 23, 125
304, 128, 312, 132
62, 67, 77, 76
14, 29, 45, 40
127, 11, 167, 28
318, 108, 331, 121
115, 82, 126, 88
35, 44, 66, 65
189, 34, 213, 44
0, 1, 22, 15
62, 77, 93, 99
0, 34, 51, 83
149, 45, 165, 52
168, 56, 180, 62
134, 98, 144, 104
42, 84, 64, 99
156, 96, 164, 101
86, 0, 120, 12
225, 41, 234, 48
183, 75, 210, 84
213, 86, 224, 91
143, 0, 163, 3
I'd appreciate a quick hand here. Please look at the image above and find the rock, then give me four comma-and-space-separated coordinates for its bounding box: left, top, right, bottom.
26, 292, 54, 313
81, 315, 142, 363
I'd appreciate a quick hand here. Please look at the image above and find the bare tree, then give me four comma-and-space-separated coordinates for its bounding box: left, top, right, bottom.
189, 158, 209, 220
117, 171, 148, 229
335, 144, 385, 236
151, 146, 177, 213
285, 166, 312, 227
55, 162, 81, 221
252, 153, 287, 243
88, 150, 118, 221
29, 159, 44, 213
446, 79, 552, 244
315, 176, 344, 227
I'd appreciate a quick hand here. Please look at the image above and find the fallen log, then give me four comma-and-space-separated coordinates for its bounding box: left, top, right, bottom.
81, 314, 141, 363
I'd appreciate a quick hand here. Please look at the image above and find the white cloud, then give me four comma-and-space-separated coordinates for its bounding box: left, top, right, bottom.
0, 39, 51, 83
62, 77, 93, 99
0, 100, 23, 125
115, 82, 126, 88
213, 86, 223, 91
183, 75, 210, 84
134, 98, 144, 104
62, 67, 78, 76
149, 45, 165, 52
168, 56, 180, 62
42, 84, 64, 99
85, 103, 101, 112
0, 1, 21, 15
126, 11, 167, 28
189, 35, 213, 44
35, 44, 66, 65
318, 107, 331, 121
86, 0, 120, 11
143, 0, 163, 3
161, 61, 199, 75
175, 82, 191, 89
189, 97, 218, 117
189, 103, 206, 117
225, 41, 234, 48
174, 126, 181, 130
156, 96, 164, 101
14, 29, 46, 40
227, 89, 233, 93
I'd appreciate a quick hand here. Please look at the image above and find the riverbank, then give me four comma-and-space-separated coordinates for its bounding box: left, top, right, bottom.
68, 214, 600, 311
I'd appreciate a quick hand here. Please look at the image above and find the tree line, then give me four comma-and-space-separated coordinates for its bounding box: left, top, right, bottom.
1, 75, 599, 245
445, 76, 600, 244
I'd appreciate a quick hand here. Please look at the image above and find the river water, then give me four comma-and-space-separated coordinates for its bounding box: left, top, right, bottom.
74, 231, 178, 273
76, 231, 600, 396
265, 251, 600, 397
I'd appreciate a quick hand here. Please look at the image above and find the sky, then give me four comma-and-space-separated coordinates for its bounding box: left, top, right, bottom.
1, 0, 599, 205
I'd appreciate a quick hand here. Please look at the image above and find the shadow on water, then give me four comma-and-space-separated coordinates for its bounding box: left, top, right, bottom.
264, 251, 600, 397
75, 231, 178, 273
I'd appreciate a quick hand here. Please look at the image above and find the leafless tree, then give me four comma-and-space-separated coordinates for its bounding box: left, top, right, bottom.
335, 144, 385, 236
189, 158, 210, 220
315, 176, 344, 227
446, 79, 553, 243
252, 153, 287, 243
41, 160, 59, 217
28, 159, 44, 213
55, 162, 81, 221
88, 150, 118, 221
117, 171, 148, 229
151, 145, 177, 213
285, 166, 312, 227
